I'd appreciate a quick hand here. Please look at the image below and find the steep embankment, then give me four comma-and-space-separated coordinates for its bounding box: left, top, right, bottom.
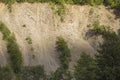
0, 3, 120, 73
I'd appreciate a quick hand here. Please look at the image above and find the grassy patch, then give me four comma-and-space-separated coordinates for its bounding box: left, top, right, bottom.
50, 3, 66, 22
0, 22, 11, 41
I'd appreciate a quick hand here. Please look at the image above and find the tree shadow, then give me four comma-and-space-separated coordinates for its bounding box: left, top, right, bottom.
113, 8, 120, 19
85, 29, 98, 39
111, 5, 120, 19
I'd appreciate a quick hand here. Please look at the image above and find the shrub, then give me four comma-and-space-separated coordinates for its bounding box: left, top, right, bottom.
7, 36, 23, 73
51, 0, 65, 4
50, 67, 64, 80
0, 22, 23, 73
1, 0, 16, 4
56, 36, 71, 69
50, 36, 71, 80
74, 53, 97, 80
94, 0, 103, 5
0, 22, 11, 41
18, 66, 45, 80
64, 0, 73, 4
0, 66, 45, 80
92, 21, 118, 40
92, 21, 120, 80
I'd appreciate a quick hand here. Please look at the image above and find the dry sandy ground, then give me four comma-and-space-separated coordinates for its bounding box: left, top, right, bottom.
0, 3, 120, 73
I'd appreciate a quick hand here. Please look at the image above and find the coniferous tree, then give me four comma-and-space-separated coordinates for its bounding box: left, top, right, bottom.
93, 21, 120, 80
74, 53, 97, 80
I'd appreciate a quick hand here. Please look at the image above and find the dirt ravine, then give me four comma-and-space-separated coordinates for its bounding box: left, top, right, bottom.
0, 3, 119, 73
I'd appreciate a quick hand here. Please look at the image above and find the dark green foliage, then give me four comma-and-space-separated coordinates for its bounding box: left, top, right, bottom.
64, 0, 73, 4
18, 66, 45, 80
1, 0, 16, 4
94, 0, 104, 5
56, 36, 71, 69
50, 36, 71, 80
0, 0, 120, 7
7, 0, 64, 4
74, 53, 97, 80
96, 40, 120, 80
74, 22, 120, 80
0, 66, 14, 80
103, 0, 120, 15
50, 67, 64, 80
92, 21, 120, 80
7, 36, 23, 73
72, 0, 103, 5
51, 0, 65, 4
72, 0, 84, 5
92, 21, 118, 40
0, 22, 23, 73
104, 0, 120, 7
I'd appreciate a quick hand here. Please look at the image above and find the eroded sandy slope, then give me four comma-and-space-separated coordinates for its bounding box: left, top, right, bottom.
0, 3, 120, 73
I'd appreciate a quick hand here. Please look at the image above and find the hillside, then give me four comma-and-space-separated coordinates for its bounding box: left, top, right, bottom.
0, 2, 120, 80
0, 3, 120, 73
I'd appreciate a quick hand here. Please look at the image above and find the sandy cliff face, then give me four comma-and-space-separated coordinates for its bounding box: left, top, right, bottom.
0, 3, 119, 73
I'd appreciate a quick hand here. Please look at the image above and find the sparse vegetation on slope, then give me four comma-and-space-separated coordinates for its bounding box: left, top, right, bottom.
1, 0, 120, 7
50, 3, 66, 21
0, 22, 11, 41
0, 22, 46, 80
74, 21, 120, 80
1, 0, 120, 17
0, 1, 120, 79
0, 22, 23, 73
56, 36, 71, 69
50, 36, 71, 80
